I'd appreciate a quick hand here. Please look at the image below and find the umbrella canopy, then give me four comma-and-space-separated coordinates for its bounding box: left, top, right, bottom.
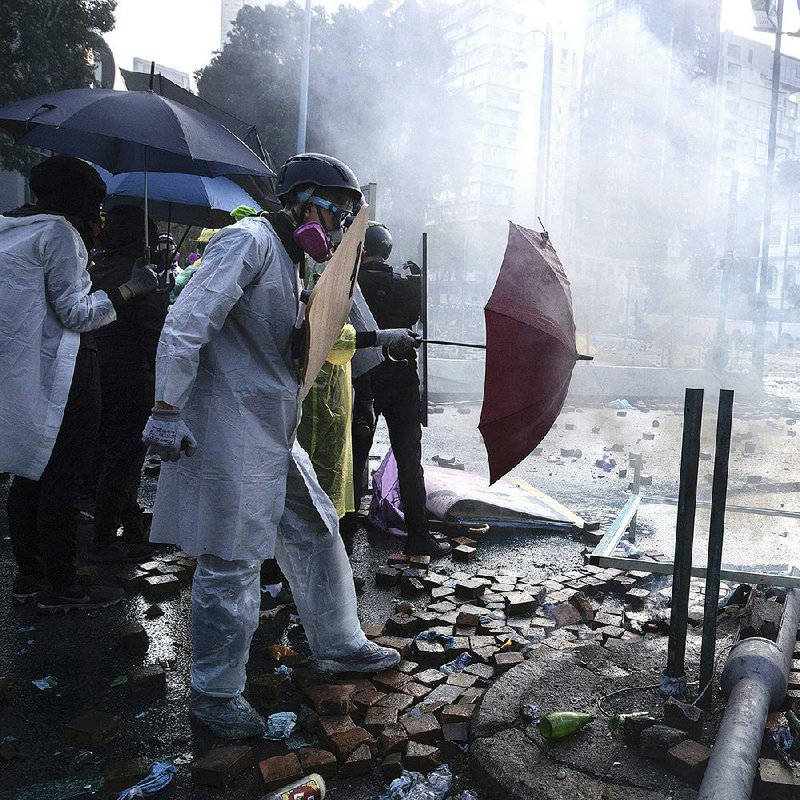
96, 167, 262, 228
479, 221, 579, 484
0, 88, 272, 178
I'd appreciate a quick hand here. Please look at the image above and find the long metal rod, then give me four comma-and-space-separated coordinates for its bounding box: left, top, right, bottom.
666, 387, 704, 681
753, 0, 784, 380
420, 232, 428, 428
698, 389, 734, 709
420, 338, 592, 362
296, 0, 312, 153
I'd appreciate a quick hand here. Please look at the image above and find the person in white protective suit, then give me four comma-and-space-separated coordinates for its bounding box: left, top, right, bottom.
142, 153, 418, 740
0, 155, 158, 612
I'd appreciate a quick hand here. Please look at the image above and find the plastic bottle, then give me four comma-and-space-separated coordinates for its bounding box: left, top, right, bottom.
539, 711, 594, 740
260, 773, 326, 800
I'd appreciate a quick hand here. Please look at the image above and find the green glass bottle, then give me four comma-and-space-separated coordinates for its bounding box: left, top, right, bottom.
539, 711, 594, 740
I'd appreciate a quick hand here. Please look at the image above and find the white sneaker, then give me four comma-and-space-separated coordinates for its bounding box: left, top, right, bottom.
315, 641, 401, 674
190, 691, 266, 740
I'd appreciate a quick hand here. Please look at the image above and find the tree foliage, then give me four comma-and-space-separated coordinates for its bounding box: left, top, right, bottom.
0, 0, 117, 173
197, 0, 472, 258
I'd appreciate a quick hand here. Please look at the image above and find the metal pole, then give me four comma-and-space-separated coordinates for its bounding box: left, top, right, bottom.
630, 454, 642, 542
296, 0, 312, 153
778, 192, 792, 344
753, 0, 784, 380
420, 232, 429, 427
665, 387, 704, 683
697, 389, 734, 709
714, 172, 738, 371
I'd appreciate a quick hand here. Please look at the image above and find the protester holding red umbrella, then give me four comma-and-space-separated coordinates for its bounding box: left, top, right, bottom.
0, 156, 158, 611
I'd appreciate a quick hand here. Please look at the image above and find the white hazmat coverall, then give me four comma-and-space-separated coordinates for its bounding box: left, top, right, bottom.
149, 216, 366, 696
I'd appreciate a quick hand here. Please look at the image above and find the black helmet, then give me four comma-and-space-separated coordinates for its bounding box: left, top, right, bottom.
276, 153, 362, 205
364, 222, 393, 262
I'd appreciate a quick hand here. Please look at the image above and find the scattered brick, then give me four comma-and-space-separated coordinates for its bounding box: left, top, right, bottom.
127, 664, 166, 692
374, 637, 413, 657
414, 639, 447, 665
298, 747, 337, 779
192, 745, 253, 788
416, 668, 447, 686
666, 740, 710, 786
377, 693, 415, 712
422, 683, 465, 706
464, 663, 495, 681
442, 721, 469, 742
455, 579, 485, 599
364, 705, 399, 734
663, 697, 704, 739
247, 673, 291, 706
756, 757, 800, 797
318, 714, 356, 739
259, 753, 303, 791
407, 554, 431, 568
372, 670, 410, 692
452, 545, 477, 562
401, 713, 441, 744
119, 623, 149, 650
303, 683, 355, 716
339, 743, 373, 778
404, 741, 440, 772
105, 758, 151, 797
396, 659, 420, 675
142, 574, 180, 598
328, 726, 375, 761
493, 651, 524, 671
446, 672, 477, 688
640, 725, 686, 760
353, 688, 385, 712
380, 752, 404, 779
64, 710, 121, 747
377, 723, 409, 755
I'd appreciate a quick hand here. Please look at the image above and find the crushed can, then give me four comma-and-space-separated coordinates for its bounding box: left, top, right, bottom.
260, 773, 326, 800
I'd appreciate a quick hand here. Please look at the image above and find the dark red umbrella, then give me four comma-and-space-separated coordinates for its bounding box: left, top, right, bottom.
479, 221, 587, 484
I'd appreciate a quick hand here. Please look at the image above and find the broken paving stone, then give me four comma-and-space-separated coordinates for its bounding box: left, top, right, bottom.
372, 670, 410, 692
402, 713, 441, 744
401, 576, 426, 597
386, 613, 423, 638
380, 752, 404, 779
432, 586, 455, 600
259, 753, 303, 791
422, 682, 465, 706
191, 745, 253, 788
144, 604, 164, 619
442, 721, 469, 742
396, 659, 420, 675
446, 672, 477, 689
757, 757, 800, 796
407, 555, 431, 568
455, 579, 485, 600
377, 693, 415, 712
298, 747, 337, 779
416, 668, 447, 687
328, 726, 375, 761
120, 623, 149, 650
142, 574, 180, 598
377, 723, 409, 756
625, 587, 651, 607
452, 536, 478, 549
493, 651, 524, 671
362, 622, 385, 639
364, 705, 399, 734
105, 758, 151, 796
623, 713, 657, 744
439, 704, 476, 724
296, 706, 320, 734
404, 741, 440, 773
403, 682, 431, 701
505, 592, 538, 615
64, 710, 121, 747
663, 697, 704, 739
666, 740, 710, 786
552, 602, 582, 628
339, 743, 374, 778
568, 592, 595, 623
303, 683, 355, 716
640, 725, 686, 760
413, 639, 447, 665
388, 553, 410, 567
353, 688, 386, 711
127, 664, 166, 692
452, 545, 477, 563
464, 663, 495, 681
318, 715, 356, 739
375, 566, 400, 587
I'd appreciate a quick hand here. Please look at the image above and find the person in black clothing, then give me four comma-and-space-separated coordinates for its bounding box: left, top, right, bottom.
90, 205, 170, 561
341, 223, 450, 558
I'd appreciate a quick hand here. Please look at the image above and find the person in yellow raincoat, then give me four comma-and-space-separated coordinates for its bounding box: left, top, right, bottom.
297, 323, 357, 518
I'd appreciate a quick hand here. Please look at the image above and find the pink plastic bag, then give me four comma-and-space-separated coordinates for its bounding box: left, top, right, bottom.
367, 449, 408, 538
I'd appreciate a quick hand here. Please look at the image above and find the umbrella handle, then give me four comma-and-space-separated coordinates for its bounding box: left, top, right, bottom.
576, 353, 593, 361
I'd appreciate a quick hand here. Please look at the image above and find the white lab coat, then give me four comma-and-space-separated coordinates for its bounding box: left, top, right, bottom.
150, 216, 338, 561
0, 214, 115, 479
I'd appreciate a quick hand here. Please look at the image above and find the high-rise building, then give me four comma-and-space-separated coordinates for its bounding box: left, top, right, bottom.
577, 0, 721, 265
425, 0, 584, 339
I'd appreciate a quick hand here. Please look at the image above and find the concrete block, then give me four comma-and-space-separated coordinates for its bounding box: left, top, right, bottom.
191, 745, 253, 788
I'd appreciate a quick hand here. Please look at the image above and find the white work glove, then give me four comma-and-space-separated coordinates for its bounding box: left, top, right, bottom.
375, 328, 421, 359
142, 408, 197, 462
118, 259, 159, 301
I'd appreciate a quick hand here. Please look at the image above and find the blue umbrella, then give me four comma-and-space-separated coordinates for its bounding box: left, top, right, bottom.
96, 168, 262, 229
0, 87, 273, 287
0, 88, 272, 178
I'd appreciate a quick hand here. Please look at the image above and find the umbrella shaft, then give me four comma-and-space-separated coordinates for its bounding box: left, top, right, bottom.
421, 338, 486, 349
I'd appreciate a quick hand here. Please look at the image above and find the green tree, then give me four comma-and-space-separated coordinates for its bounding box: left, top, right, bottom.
197, 0, 472, 258
0, 0, 117, 173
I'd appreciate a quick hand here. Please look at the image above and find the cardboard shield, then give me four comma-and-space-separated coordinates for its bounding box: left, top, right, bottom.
301, 204, 369, 398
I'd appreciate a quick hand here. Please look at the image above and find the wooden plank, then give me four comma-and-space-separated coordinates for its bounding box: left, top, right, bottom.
591, 495, 641, 558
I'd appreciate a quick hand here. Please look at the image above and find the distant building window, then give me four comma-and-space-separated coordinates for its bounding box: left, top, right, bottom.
728, 43, 741, 60
749, 49, 754, 63
791, 226, 800, 245
728, 63, 742, 77
771, 223, 782, 245
769, 265, 779, 292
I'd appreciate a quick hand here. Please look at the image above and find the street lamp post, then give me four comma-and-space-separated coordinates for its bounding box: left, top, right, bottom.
753, 0, 785, 380
296, 0, 312, 153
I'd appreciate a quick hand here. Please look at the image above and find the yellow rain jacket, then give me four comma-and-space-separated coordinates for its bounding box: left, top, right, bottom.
298, 323, 357, 518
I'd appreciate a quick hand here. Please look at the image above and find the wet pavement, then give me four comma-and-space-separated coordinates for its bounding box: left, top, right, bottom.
1, 367, 799, 799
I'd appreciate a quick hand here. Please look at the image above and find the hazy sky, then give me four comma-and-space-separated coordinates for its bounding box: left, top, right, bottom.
104, 0, 800, 89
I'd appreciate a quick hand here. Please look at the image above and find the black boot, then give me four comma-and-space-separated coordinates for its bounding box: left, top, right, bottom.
404, 531, 451, 557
